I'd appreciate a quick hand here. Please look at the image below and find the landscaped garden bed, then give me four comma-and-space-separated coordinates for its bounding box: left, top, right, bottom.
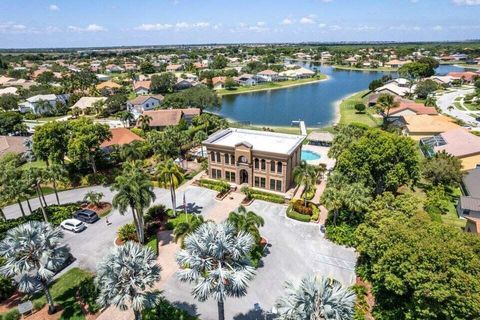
286, 199, 319, 223
198, 179, 231, 199
241, 187, 285, 204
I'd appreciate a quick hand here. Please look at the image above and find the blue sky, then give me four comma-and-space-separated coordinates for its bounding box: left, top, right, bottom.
0, 0, 479, 48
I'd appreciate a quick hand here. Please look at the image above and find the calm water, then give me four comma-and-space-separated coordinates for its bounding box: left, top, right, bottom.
210, 63, 465, 128
301, 150, 322, 161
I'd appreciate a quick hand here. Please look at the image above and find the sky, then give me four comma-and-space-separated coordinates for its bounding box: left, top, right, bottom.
0, 0, 480, 48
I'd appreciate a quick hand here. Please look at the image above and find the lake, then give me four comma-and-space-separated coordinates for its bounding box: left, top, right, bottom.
210, 63, 465, 128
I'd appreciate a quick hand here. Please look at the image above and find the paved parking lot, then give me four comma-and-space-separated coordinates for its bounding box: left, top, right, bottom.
161, 200, 357, 320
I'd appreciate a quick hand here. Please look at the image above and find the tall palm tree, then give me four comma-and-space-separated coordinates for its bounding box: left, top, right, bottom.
111, 161, 155, 243
24, 168, 49, 223
44, 163, 68, 205
376, 94, 399, 128
193, 130, 208, 157
321, 185, 344, 226
177, 222, 256, 320
117, 111, 135, 128
92, 99, 105, 118
156, 159, 183, 214
275, 275, 356, 320
173, 214, 205, 247
95, 242, 161, 320
120, 143, 143, 162
293, 161, 317, 207
0, 221, 71, 314
227, 206, 264, 243
137, 114, 152, 131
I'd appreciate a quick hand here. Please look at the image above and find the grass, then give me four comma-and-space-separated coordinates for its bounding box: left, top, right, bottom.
228, 122, 306, 135
33, 268, 94, 320
217, 75, 327, 96
145, 235, 158, 255
339, 91, 382, 127
441, 186, 466, 230
20, 160, 47, 170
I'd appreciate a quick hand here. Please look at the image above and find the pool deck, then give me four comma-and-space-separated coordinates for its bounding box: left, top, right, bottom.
302, 145, 336, 170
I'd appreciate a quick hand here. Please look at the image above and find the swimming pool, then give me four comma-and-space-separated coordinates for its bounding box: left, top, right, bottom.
301, 150, 321, 161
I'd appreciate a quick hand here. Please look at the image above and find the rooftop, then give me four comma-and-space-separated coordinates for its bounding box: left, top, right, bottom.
463, 167, 480, 198
128, 94, 164, 105
435, 128, 480, 157
0, 135, 28, 157
403, 114, 460, 133
204, 128, 305, 155
100, 128, 144, 148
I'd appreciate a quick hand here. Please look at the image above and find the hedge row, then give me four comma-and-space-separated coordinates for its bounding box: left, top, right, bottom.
241, 187, 285, 204
286, 207, 311, 222
287, 201, 319, 223
0, 203, 81, 240
199, 179, 230, 194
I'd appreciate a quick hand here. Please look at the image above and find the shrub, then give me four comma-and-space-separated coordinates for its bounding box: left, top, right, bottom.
33, 203, 81, 226
117, 223, 138, 242
143, 297, 198, 320
241, 187, 284, 204
292, 200, 313, 216
77, 277, 100, 313
145, 204, 167, 223
33, 300, 45, 311
354, 103, 366, 113
199, 179, 230, 194
325, 223, 357, 247
81, 173, 108, 186
2, 309, 20, 320
286, 207, 311, 222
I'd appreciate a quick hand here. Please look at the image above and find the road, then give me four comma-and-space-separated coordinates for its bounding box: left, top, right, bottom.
436, 87, 480, 127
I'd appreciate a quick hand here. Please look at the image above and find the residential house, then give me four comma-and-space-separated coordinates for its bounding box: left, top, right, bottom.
166, 64, 183, 72
447, 72, 479, 84
203, 128, 305, 193
174, 78, 194, 91
133, 80, 152, 95
72, 97, 107, 115
386, 101, 438, 121
402, 114, 460, 140
465, 216, 480, 234
19, 94, 68, 115
458, 167, 480, 232
127, 95, 164, 114
96, 81, 122, 95
279, 67, 315, 79
0, 87, 18, 96
96, 74, 111, 82
0, 135, 29, 158
180, 108, 201, 123
100, 128, 144, 151
235, 74, 257, 86
375, 79, 414, 97
256, 70, 279, 82
105, 64, 124, 73
421, 128, 480, 171
429, 75, 454, 86
211, 76, 227, 90
139, 108, 201, 130
384, 60, 410, 68
343, 57, 357, 66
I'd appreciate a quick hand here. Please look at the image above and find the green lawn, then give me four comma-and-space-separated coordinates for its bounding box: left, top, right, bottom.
228, 122, 305, 135
442, 187, 466, 230
339, 91, 381, 127
217, 75, 327, 96
20, 160, 47, 170
33, 268, 94, 320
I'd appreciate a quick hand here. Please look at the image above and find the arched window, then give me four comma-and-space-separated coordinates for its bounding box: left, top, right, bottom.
277, 161, 283, 173
224, 153, 230, 165
210, 152, 215, 161
261, 159, 266, 171
231, 155, 235, 165
270, 161, 275, 173
216, 152, 221, 162
254, 158, 259, 169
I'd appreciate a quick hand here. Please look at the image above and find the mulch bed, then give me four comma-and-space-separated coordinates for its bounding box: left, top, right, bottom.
81, 202, 112, 217
241, 197, 254, 206
0, 292, 23, 314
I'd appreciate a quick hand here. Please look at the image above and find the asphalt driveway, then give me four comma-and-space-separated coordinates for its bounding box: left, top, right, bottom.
161, 200, 358, 320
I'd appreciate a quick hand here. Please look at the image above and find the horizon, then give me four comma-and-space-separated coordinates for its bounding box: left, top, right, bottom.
1, 0, 480, 49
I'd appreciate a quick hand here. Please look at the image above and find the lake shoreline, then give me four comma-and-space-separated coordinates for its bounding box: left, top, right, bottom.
218, 75, 330, 97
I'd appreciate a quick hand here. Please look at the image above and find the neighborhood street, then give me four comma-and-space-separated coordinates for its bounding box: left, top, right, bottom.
436, 87, 480, 127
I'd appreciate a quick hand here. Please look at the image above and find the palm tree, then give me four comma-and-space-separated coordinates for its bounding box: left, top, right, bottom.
83, 191, 104, 207
92, 99, 105, 118
321, 184, 344, 226
117, 111, 135, 128
193, 130, 208, 157
293, 161, 317, 207
0, 221, 71, 314
95, 242, 161, 320
227, 206, 264, 243
177, 222, 256, 320
24, 168, 49, 222
275, 275, 356, 320
425, 96, 437, 108
111, 161, 155, 243
137, 114, 152, 131
156, 159, 183, 214
376, 94, 399, 128
44, 163, 68, 205
173, 214, 205, 247
120, 143, 143, 162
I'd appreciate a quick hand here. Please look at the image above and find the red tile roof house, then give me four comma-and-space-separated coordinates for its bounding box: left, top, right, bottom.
386, 101, 438, 119
140, 108, 201, 130
166, 64, 183, 72
133, 80, 152, 95
100, 128, 144, 152
211, 76, 227, 90
447, 72, 479, 84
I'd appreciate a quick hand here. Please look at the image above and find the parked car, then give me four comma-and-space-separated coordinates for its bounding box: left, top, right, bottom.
74, 209, 99, 224
60, 219, 86, 233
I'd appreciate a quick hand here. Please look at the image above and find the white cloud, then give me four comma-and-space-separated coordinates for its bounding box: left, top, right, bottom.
318, 23, 327, 28
134, 23, 173, 31
68, 24, 107, 32
0, 22, 27, 33
48, 4, 60, 11
452, 0, 480, 5
280, 18, 293, 25
193, 22, 210, 28
432, 25, 443, 31
175, 22, 189, 28
257, 21, 266, 27
300, 15, 316, 24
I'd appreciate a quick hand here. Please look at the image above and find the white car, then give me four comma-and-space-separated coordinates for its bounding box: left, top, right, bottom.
60, 219, 86, 233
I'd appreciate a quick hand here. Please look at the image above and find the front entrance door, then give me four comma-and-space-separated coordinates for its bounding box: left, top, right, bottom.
240, 169, 249, 184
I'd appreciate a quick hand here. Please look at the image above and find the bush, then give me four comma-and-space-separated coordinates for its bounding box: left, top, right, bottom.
286, 207, 311, 222
118, 223, 138, 242
81, 173, 108, 186
145, 205, 167, 223
2, 309, 20, 320
325, 223, 357, 247
77, 277, 100, 313
241, 187, 285, 204
143, 297, 198, 320
292, 200, 313, 216
33, 300, 45, 311
0, 258, 15, 303
198, 179, 230, 194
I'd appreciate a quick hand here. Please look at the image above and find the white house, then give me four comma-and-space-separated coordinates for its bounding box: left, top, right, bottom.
133, 80, 151, 95
256, 70, 279, 82
72, 97, 107, 114
279, 67, 315, 79
127, 94, 164, 115
0, 87, 18, 96
235, 74, 257, 86
19, 94, 68, 115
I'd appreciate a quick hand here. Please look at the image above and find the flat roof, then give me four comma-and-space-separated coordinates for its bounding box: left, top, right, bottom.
204, 128, 305, 155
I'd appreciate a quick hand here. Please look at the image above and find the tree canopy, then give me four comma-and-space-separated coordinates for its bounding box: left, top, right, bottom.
161, 86, 220, 110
